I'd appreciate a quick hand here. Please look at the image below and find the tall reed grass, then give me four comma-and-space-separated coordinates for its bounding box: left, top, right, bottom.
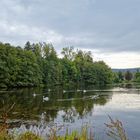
0, 104, 128, 140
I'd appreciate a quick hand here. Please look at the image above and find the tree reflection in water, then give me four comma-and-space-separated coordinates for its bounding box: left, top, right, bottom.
0, 87, 113, 129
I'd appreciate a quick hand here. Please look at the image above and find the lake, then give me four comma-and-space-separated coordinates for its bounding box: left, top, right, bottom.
0, 84, 140, 140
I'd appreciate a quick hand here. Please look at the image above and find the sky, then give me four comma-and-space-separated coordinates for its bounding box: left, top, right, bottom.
0, 0, 140, 68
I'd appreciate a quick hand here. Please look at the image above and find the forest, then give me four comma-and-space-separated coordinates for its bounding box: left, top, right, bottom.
0, 42, 114, 88
0, 41, 139, 88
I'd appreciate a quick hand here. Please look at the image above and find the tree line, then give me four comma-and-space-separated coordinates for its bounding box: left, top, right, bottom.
113, 70, 140, 83
0, 41, 116, 88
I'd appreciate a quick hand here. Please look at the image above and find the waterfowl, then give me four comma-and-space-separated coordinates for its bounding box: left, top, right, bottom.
83, 90, 87, 93
33, 93, 36, 97
63, 90, 66, 93
43, 96, 49, 101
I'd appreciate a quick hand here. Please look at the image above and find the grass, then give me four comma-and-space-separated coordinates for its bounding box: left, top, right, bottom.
0, 117, 128, 140
0, 105, 128, 140
105, 116, 128, 140
48, 126, 92, 140
0, 126, 90, 140
18, 132, 42, 140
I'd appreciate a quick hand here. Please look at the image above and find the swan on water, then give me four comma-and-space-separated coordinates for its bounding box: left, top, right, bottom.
63, 90, 66, 93
43, 96, 49, 101
83, 90, 87, 93
33, 93, 36, 97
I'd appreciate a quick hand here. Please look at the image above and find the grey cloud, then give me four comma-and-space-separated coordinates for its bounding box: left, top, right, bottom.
0, 0, 140, 53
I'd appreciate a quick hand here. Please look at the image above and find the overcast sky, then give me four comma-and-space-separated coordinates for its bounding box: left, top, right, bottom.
0, 0, 140, 68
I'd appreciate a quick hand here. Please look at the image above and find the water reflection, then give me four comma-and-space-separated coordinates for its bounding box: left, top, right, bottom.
1, 85, 140, 139
0, 87, 112, 127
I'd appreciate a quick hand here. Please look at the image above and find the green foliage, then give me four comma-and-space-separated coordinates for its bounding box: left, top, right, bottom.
92, 61, 113, 85
113, 71, 124, 83
57, 129, 87, 140
42, 43, 61, 86
125, 71, 133, 81
0, 42, 114, 88
74, 50, 94, 86
49, 126, 89, 140
18, 132, 42, 140
118, 71, 124, 82
0, 42, 43, 87
134, 71, 140, 82
0, 129, 13, 140
61, 46, 75, 61
60, 59, 77, 85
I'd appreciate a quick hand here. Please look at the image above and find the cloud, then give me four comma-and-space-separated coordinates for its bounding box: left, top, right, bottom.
94, 52, 140, 69
0, 21, 63, 47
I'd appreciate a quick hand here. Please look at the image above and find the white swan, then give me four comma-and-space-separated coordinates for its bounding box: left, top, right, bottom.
63, 90, 66, 93
83, 90, 87, 93
33, 93, 36, 97
43, 96, 49, 101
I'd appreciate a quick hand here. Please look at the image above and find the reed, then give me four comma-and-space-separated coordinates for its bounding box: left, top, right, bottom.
105, 116, 128, 140
0, 109, 128, 140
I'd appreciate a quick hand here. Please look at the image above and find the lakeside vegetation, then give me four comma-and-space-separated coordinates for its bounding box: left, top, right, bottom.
0, 110, 128, 140
0, 124, 128, 140
113, 70, 140, 84
0, 42, 114, 88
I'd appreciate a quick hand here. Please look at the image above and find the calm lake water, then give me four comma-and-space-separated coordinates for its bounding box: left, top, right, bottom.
0, 84, 140, 140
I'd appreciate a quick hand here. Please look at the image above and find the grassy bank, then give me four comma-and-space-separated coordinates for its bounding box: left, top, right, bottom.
0, 116, 128, 140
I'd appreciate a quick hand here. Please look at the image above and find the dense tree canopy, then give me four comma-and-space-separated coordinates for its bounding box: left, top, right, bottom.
125, 71, 133, 81
0, 42, 114, 88
113, 71, 124, 83
134, 70, 140, 82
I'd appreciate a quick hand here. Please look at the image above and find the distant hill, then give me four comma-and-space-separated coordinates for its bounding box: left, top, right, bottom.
112, 68, 140, 73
